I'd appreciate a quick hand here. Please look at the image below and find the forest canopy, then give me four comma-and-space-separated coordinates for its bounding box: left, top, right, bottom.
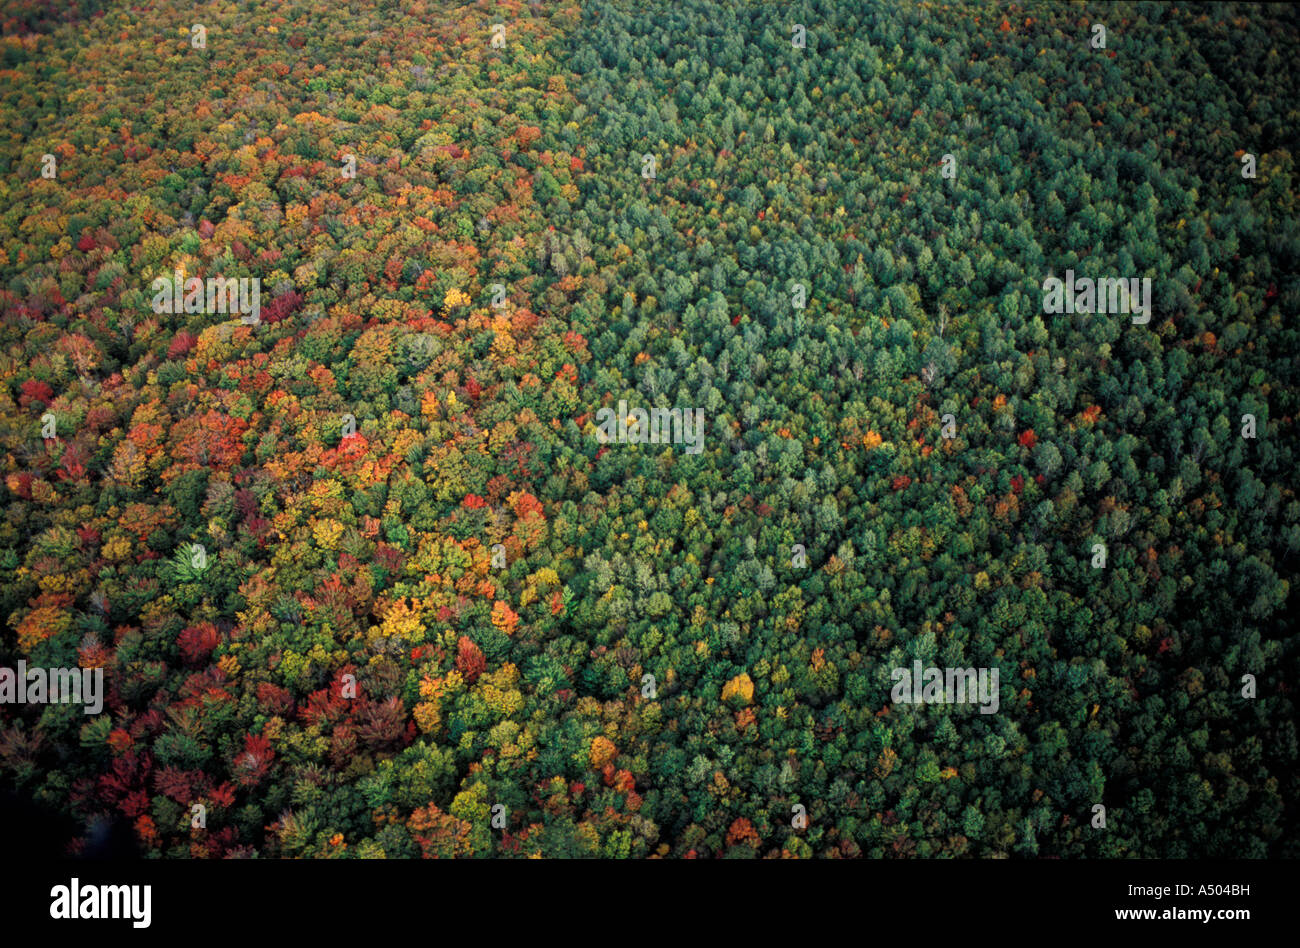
0, 0, 1296, 859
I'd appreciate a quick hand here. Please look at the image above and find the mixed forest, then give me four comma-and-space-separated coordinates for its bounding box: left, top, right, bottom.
1, 0, 1297, 859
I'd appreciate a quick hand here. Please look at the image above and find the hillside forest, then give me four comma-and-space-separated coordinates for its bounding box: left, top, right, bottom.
0, 0, 1297, 859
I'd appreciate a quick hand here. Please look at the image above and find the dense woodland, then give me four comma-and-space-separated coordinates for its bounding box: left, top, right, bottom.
0, 0, 1297, 858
